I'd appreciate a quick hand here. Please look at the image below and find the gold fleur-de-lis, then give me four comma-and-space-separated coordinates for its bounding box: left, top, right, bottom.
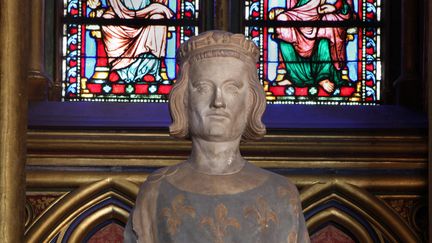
200, 203, 241, 243
161, 194, 196, 236
277, 186, 291, 198
277, 186, 299, 215
244, 196, 279, 231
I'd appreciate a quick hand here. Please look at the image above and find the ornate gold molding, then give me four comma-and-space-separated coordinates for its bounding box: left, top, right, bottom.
26, 170, 426, 193
307, 208, 373, 243
25, 179, 138, 243
26, 193, 67, 228
28, 0, 51, 100
301, 182, 421, 242
25, 176, 426, 242
67, 205, 129, 243
25, 129, 427, 242
0, 0, 30, 241
378, 195, 428, 241
27, 130, 428, 169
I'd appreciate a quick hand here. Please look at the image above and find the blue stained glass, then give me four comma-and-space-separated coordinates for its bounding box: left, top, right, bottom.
245, 0, 382, 105
62, 0, 200, 102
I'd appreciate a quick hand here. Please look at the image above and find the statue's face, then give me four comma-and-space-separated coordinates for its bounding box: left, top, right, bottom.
188, 56, 251, 142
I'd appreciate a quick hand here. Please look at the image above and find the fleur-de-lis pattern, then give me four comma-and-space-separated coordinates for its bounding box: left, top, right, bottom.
161, 194, 196, 236
288, 231, 298, 242
150, 169, 310, 243
277, 186, 300, 215
200, 203, 241, 243
244, 196, 279, 231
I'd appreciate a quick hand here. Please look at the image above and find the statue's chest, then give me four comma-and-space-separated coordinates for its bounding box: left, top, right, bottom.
155, 179, 299, 243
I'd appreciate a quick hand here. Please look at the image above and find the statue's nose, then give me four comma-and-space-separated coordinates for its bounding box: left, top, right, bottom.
211, 88, 226, 108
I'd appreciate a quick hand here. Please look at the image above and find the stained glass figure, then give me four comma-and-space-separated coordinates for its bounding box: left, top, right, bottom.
62, 0, 199, 101
245, 0, 382, 105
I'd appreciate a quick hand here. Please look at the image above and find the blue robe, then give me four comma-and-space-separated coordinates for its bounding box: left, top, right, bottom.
124, 162, 310, 243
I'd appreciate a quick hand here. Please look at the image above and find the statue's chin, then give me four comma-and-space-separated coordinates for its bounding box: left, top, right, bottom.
190, 119, 244, 142
207, 126, 227, 137
194, 127, 239, 142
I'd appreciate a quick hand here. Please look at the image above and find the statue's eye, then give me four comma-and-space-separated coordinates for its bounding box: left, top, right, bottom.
224, 82, 241, 94
195, 83, 211, 93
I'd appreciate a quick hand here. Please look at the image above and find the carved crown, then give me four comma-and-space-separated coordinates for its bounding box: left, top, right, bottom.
177, 30, 260, 64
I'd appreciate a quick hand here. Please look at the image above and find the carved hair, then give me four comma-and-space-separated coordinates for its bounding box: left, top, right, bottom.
169, 31, 266, 142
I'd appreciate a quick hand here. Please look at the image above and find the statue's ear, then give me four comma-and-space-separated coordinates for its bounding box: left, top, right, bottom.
246, 81, 256, 117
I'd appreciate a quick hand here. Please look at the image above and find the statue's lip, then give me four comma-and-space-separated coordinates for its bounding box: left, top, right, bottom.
207, 112, 230, 118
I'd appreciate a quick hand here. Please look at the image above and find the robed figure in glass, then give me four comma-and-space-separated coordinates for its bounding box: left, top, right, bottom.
271, 0, 354, 93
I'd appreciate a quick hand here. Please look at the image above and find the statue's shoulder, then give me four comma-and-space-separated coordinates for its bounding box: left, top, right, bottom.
135, 164, 182, 205
145, 164, 181, 184
131, 165, 183, 242
270, 173, 300, 201
243, 162, 299, 195
248, 163, 300, 196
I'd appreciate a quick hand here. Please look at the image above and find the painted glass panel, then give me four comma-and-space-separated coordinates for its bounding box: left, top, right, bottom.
245, 0, 382, 105
62, 0, 199, 101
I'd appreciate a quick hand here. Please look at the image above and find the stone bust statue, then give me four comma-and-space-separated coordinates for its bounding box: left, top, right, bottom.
124, 31, 310, 243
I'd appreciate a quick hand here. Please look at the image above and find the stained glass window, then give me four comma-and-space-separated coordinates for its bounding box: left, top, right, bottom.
245, 0, 382, 105
62, 0, 199, 101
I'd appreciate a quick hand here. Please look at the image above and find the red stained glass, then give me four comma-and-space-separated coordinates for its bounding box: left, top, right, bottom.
62, 0, 199, 102
245, 0, 382, 105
